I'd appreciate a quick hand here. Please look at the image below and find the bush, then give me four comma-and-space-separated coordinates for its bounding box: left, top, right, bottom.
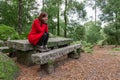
0, 24, 19, 41
19, 32, 28, 39
84, 21, 102, 44
71, 41, 93, 54
49, 33, 57, 38
0, 53, 20, 80
81, 41, 94, 54
97, 39, 107, 46
67, 25, 84, 41
112, 48, 120, 51
71, 41, 81, 45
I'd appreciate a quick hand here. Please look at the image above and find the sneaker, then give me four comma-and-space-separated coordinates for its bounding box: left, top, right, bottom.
36, 45, 47, 52
44, 45, 50, 51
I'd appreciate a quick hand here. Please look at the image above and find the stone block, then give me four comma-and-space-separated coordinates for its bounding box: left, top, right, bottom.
17, 50, 36, 66
31, 44, 81, 65
7, 38, 73, 51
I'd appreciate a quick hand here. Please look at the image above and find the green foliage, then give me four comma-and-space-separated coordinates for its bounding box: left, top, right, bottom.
49, 33, 57, 38
99, 24, 120, 45
68, 1, 86, 19
19, 32, 28, 39
96, 0, 120, 45
97, 29, 107, 45
97, 39, 106, 46
48, 59, 54, 65
81, 41, 94, 54
0, 0, 18, 28
0, 53, 20, 80
71, 41, 81, 45
0, 24, 19, 41
0, 0, 38, 33
71, 40, 93, 54
112, 48, 120, 51
68, 24, 85, 41
84, 21, 102, 44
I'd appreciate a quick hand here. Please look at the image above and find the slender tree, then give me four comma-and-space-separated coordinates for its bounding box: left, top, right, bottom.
57, 0, 60, 36
42, 0, 45, 11
64, 0, 67, 37
18, 0, 22, 34
63, 0, 86, 37
94, 0, 97, 26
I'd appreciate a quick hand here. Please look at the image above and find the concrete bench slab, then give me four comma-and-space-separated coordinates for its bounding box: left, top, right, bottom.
31, 44, 81, 74
0, 47, 9, 53
7, 38, 73, 51
32, 44, 81, 64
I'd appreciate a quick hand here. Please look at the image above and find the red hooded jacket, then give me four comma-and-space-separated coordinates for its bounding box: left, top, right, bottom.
28, 19, 48, 45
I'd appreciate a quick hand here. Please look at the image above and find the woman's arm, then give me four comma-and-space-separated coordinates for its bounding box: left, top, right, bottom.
34, 19, 43, 32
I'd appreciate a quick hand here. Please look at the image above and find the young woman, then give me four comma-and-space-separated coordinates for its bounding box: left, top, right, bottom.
28, 12, 50, 52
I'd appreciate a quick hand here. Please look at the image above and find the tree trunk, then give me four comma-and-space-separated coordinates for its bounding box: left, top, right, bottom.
18, 0, 22, 35
64, 0, 67, 37
52, 28, 54, 34
95, 0, 97, 26
42, 0, 45, 11
57, 0, 60, 36
115, 12, 119, 46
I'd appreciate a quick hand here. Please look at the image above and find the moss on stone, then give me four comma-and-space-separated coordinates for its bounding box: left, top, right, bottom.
0, 53, 20, 80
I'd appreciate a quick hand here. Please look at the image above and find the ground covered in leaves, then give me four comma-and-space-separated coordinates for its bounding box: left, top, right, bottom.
16, 46, 120, 80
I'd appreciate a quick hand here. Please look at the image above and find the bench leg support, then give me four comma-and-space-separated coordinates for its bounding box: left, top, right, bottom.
41, 62, 55, 74
68, 48, 81, 59
17, 50, 36, 66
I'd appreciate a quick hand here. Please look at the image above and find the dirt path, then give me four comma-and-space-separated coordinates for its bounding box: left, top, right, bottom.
16, 46, 120, 80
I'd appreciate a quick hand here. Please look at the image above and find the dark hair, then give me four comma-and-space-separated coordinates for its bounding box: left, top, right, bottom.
38, 12, 48, 24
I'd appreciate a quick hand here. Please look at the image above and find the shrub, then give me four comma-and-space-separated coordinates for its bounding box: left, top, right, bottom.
0, 53, 20, 80
49, 33, 57, 38
81, 41, 94, 54
0, 24, 19, 41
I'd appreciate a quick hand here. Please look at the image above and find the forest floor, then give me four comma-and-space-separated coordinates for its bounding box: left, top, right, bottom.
16, 46, 120, 80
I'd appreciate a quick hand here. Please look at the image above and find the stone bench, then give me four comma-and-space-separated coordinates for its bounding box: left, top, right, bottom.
0, 40, 13, 55
31, 44, 81, 74
0, 40, 4, 46
0, 40, 7, 46
0, 47, 9, 53
7, 38, 72, 51
7, 38, 73, 66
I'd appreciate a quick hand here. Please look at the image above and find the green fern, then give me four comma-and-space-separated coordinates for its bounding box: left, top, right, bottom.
0, 24, 19, 41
